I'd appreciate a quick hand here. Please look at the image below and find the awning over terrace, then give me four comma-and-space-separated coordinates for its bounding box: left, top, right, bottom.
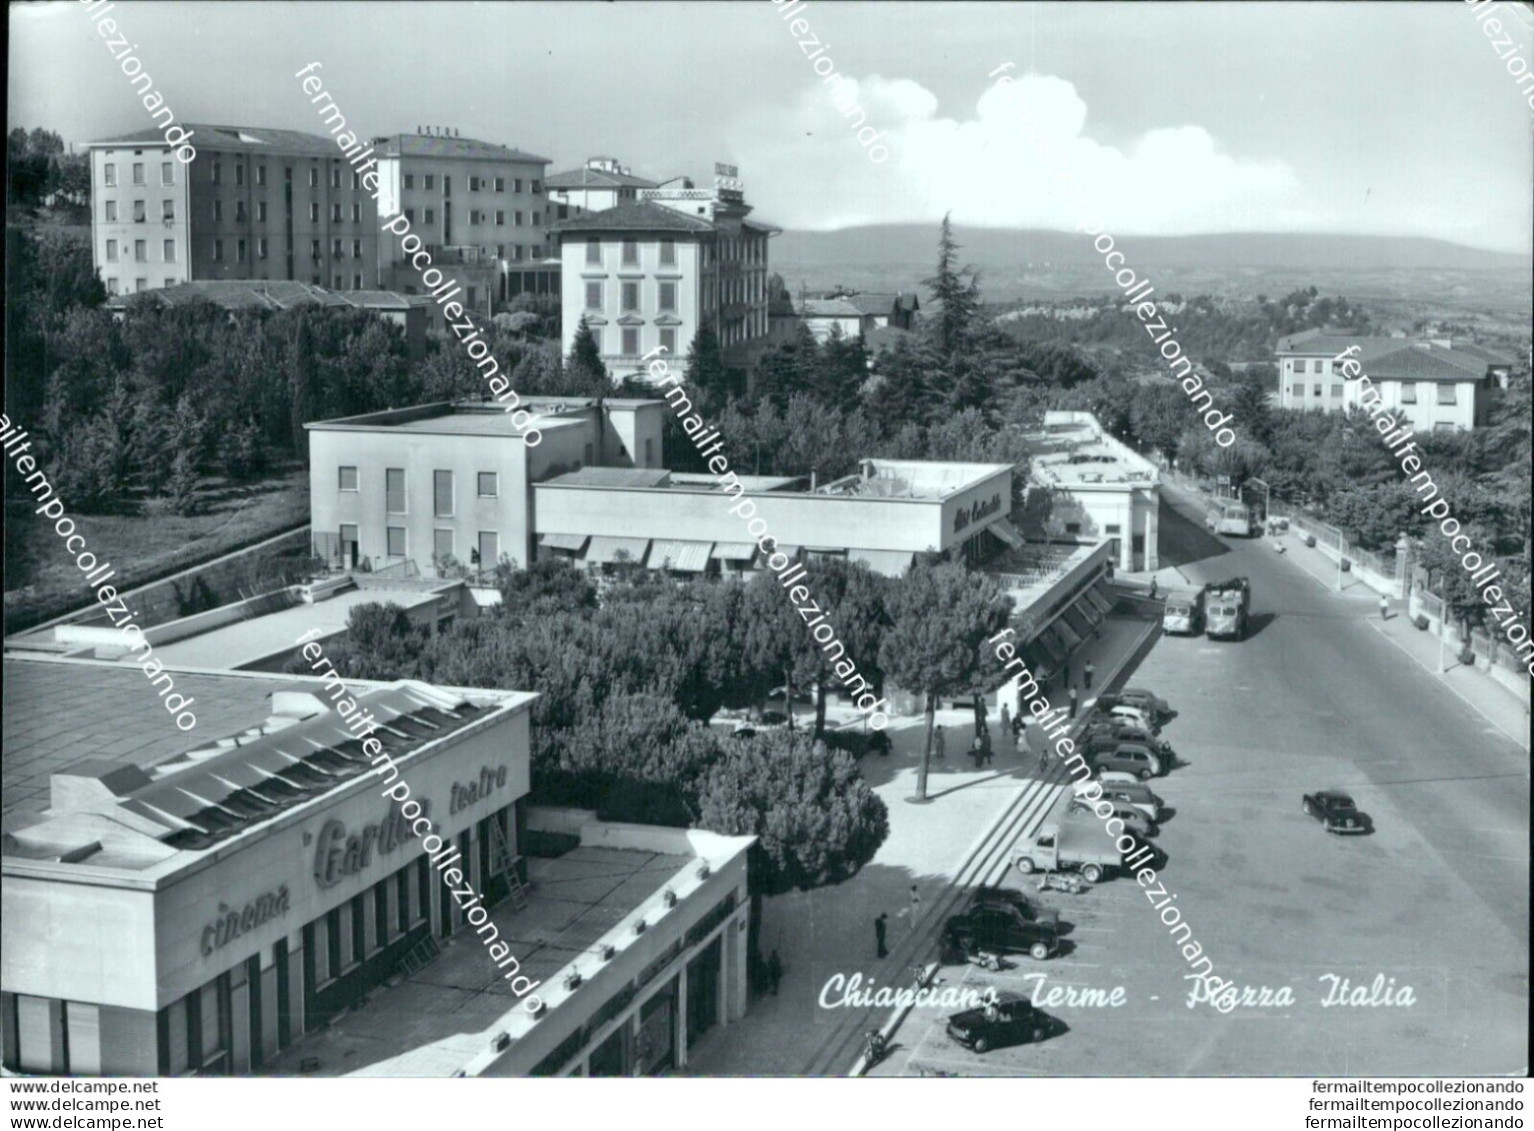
583, 536, 651, 566
646, 540, 714, 572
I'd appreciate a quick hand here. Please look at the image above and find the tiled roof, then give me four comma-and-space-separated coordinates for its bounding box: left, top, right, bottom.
1446, 342, 1517, 366
546, 166, 658, 190
372, 133, 549, 164
1363, 345, 1494, 382
1276, 334, 1502, 380
840, 292, 918, 316
87, 124, 340, 156
552, 201, 716, 235
1275, 333, 1402, 360
797, 298, 865, 319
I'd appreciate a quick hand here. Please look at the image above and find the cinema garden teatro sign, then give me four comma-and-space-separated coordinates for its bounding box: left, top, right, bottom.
311, 764, 509, 889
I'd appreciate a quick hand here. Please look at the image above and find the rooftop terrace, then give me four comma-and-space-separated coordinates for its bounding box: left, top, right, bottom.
1024, 412, 1159, 490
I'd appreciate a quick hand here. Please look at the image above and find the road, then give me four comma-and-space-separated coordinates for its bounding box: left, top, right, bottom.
876, 483, 1528, 1076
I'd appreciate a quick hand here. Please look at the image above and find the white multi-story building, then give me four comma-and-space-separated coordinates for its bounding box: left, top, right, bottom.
553, 170, 778, 383
1275, 331, 1514, 433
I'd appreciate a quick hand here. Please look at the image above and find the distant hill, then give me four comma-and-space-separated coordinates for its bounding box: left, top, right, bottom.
770, 226, 1532, 312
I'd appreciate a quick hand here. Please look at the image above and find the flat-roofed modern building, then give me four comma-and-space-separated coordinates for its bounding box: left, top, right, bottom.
1, 656, 754, 1077
1024, 411, 1160, 572
85, 125, 380, 296
308, 398, 1020, 581
306, 398, 668, 578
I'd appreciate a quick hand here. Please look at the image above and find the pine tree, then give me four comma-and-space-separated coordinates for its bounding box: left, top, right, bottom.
568, 315, 607, 393
685, 324, 731, 409
922, 213, 982, 357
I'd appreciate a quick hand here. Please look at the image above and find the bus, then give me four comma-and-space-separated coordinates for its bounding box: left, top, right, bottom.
1207, 501, 1256, 537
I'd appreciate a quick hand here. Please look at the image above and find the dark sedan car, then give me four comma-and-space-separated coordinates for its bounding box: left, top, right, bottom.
1303, 790, 1372, 834
967, 885, 1060, 929
943, 904, 1060, 961
946, 992, 1057, 1053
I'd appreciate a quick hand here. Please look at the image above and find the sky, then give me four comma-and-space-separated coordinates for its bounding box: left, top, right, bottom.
9, 0, 1533, 252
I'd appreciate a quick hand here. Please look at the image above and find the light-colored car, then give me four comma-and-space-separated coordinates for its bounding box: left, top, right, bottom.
1095, 770, 1139, 786
1090, 743, 1163, 780
1107, 703, 1154, 730
1066, 798, 1154, 838
1097, 782, 1162, 822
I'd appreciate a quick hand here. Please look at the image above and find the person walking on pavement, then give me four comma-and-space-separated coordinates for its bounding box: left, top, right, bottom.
1083, 660, 1096, 691
980, 726, 994, 767
1379, 595, 1390, 621
766, 950, 783, 996
971, 733, 984, 769
1068, 685, 1080, 719
999, 703, 1012, 748
933, 725, 946, 760
1149, 576, 1159, 601
908, 884, 921, 931
875, 913, 889, 958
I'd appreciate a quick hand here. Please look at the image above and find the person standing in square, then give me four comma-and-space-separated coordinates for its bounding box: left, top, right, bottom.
875, 912, 889, 958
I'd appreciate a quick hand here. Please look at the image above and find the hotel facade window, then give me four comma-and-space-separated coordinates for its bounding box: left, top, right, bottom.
477, 531, 499, 570
622, 240, 639, 266
434, 528, 454, 563
163, 239, 176, 262
338, 466, 359, 491
660, 327, 677, 355
163, 199, 175, 220
621, 282, 639, 311
386, 468, 406, 513
105, 200, 117, 222
134, 240, 146, 263
162, 162, 174, 185
622, 328, 640, 356
105, 239, 118, 263
585, 282, 603, 310
134, 200, 147, 223
659, 282, 677, 312
659, 239, 676, 265
103, 163, 117, 186
387, 526, 407, 557
477, 472, 498, 497
586, 238, 601, 264
433, 470, 454, 516
132, 162, 145, 185
1400, 382, 1418, 404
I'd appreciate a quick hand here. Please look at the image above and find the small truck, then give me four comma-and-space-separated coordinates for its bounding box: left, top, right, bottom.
1162, 586, 1206, 635
1012, 822, 1125, 884
1204, 577, 1251, 641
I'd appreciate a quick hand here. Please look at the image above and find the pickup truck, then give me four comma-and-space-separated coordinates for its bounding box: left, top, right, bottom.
1205, 577, 1251, 641
1013, 821, 1125, 884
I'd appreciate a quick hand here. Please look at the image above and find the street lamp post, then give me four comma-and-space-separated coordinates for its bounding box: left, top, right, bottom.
1336, 534, 1346, 591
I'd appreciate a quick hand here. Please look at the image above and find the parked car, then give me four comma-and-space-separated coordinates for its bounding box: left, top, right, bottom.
1102, 688, 1172, 721
943, 903, 1061, 961
1089, 742, 1162, 780
1088, 781, 1163, 821
967, 885, 1061, 930
1106, 703, 1156, 731
1303, 791, 1372, 834
1084, 719, 1169, 754
946, 992, 1058, 1054
1066, 797, 1154, 838
1095, 770, 1140, 786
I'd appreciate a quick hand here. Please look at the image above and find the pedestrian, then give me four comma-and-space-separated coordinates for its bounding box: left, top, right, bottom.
1379, 595, 1389, 621
767, 950, 783, 996
908, 884, 921, 930
980, 727, 994, 766
1083, 660, 1096, 690
1038, 748, 1050, 777
999, 703, 1012, 744
971, 734, 984, 768
933, 725, 946, 760
1011, 711, 1024, 742
1149, 576, 1159, 601
875, 912, 888, 958
1068, 686, 1080, 719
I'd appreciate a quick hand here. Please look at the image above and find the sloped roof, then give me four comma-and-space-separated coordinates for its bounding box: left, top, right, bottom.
372, 133, 549, 164
841, 292, 918, 316
546, 166, 658, 190
88, 124, 340, 155
105, 281, 417, 313
797, 298, 865, 319
1364, 345, 1496, 382
552, 201, 716, 235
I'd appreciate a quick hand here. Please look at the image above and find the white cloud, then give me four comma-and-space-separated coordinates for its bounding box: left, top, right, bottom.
737, 71, 1302, 234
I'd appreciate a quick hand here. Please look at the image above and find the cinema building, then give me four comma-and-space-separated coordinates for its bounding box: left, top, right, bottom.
1, 656, 752, 1076
306, 397, 1021, 582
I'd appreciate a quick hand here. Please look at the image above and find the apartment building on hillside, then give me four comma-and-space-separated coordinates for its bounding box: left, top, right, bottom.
1275, 330, 1517, 432
85, 124, 380, 295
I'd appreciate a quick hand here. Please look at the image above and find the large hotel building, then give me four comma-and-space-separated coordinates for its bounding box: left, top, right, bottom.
85, 125, 380, 296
